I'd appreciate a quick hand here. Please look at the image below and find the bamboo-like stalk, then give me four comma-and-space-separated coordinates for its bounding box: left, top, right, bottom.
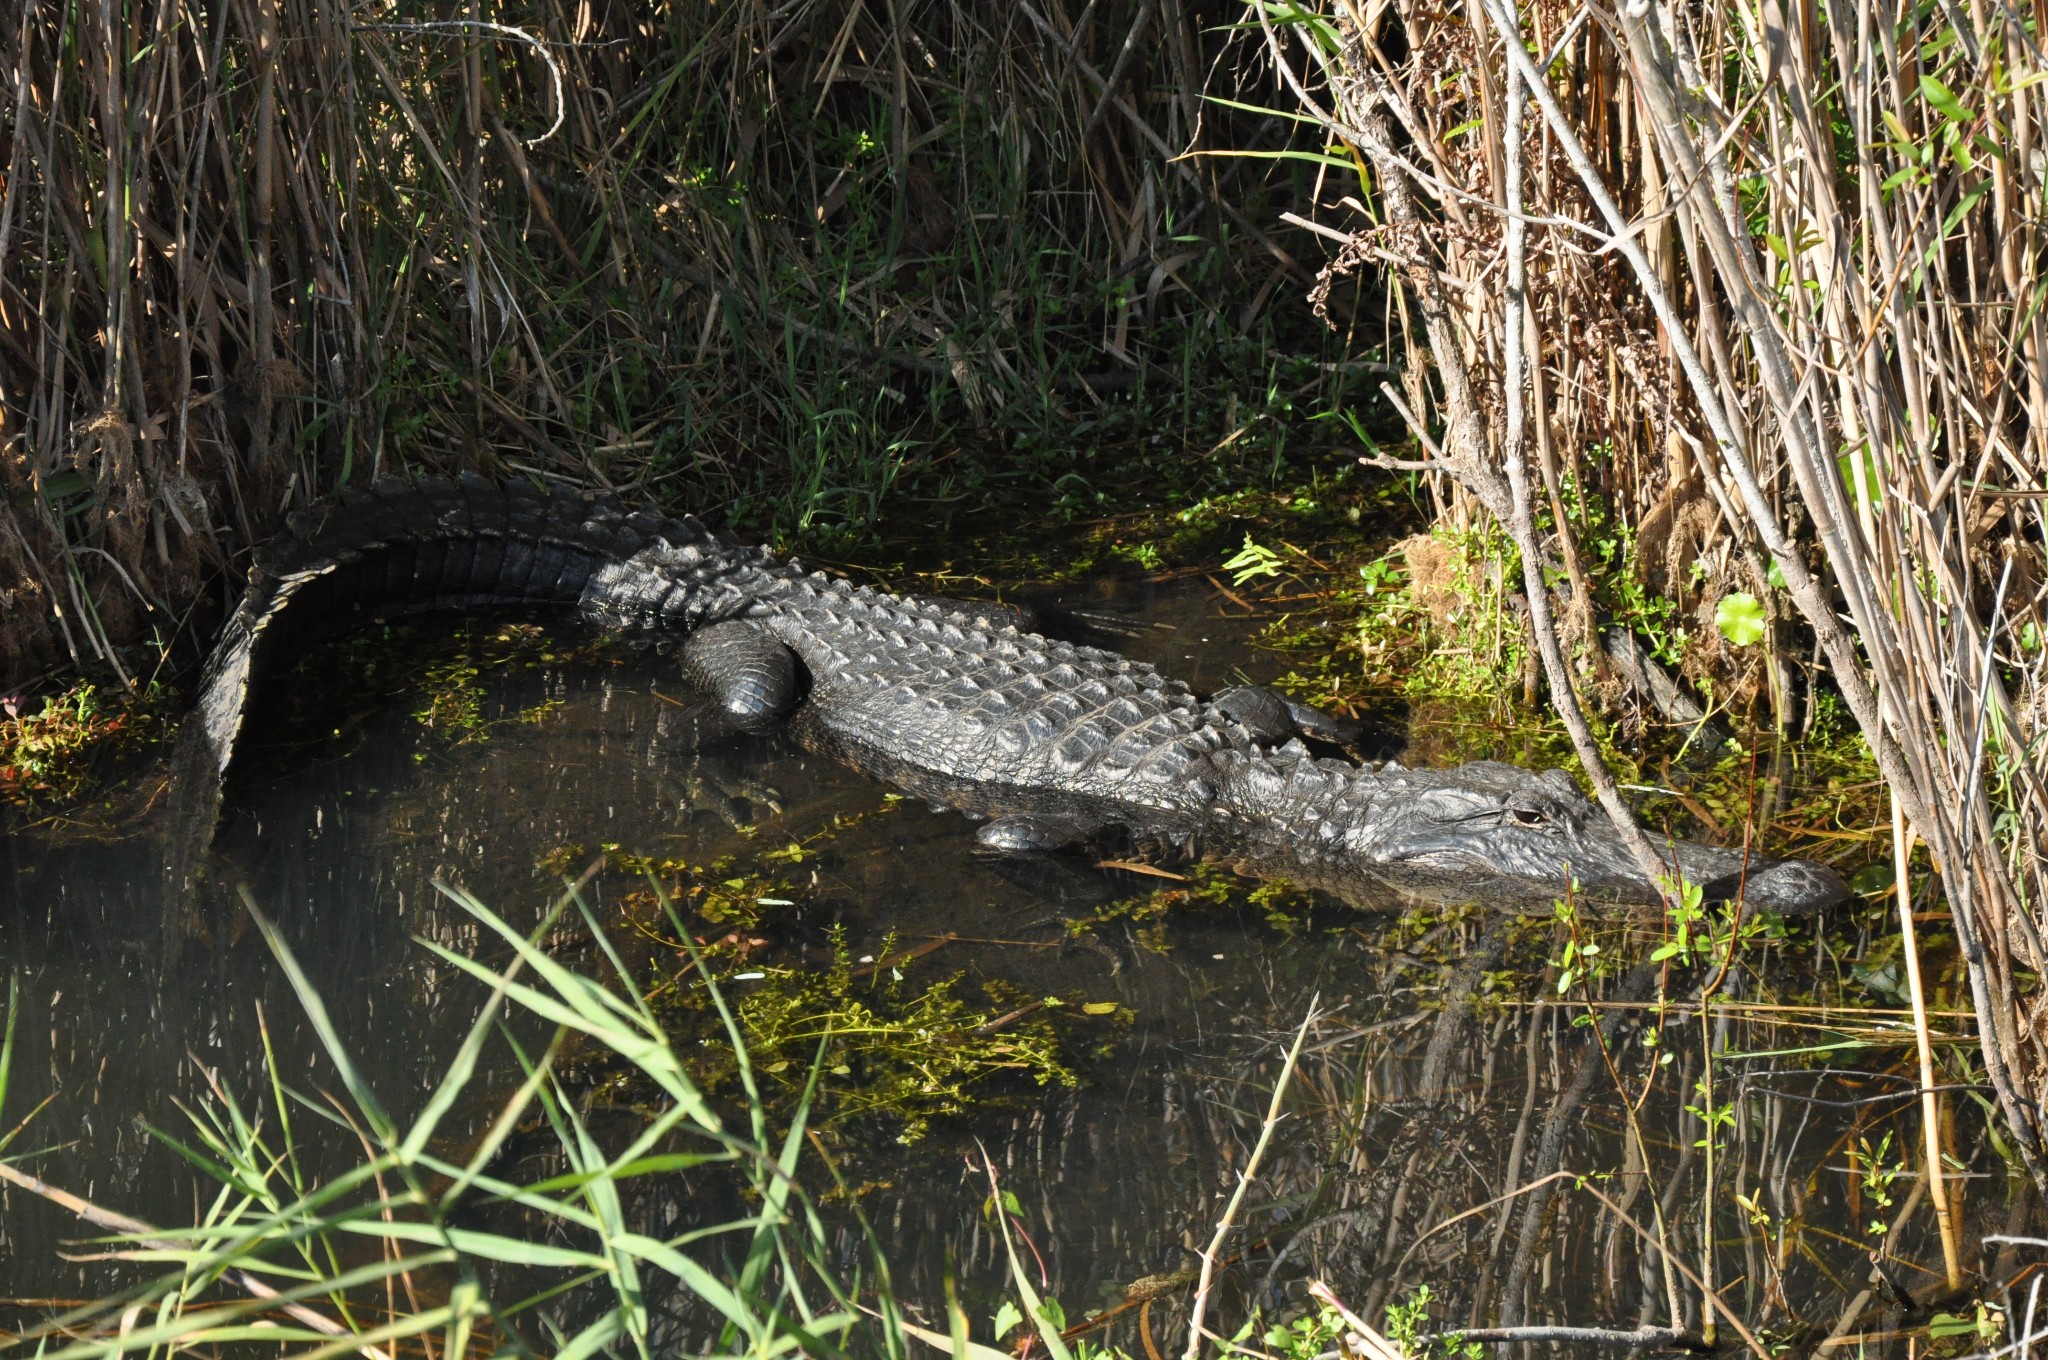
1182, 1000, 1318, 1360
1895, 795, 1965, 1294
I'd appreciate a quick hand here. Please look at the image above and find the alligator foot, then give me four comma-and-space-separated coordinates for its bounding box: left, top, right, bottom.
665, 761, 785, 832
1213, 684, 1364, 748
680, 620, 802, 730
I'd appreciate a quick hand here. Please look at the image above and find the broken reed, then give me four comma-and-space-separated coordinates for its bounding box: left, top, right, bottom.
1256, 0, 2048, 1188
0, 0, 1338, 690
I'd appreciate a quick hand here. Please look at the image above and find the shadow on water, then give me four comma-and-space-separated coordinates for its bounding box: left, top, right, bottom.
1, 570, 2036, 1354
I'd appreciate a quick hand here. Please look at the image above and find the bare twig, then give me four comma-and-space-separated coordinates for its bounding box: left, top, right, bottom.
1182, 1000, 1319, 1360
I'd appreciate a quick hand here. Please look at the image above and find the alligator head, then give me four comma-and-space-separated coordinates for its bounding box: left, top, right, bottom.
1349, 760, 1848, 912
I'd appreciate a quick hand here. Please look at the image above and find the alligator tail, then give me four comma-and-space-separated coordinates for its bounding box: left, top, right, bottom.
162, 474, 709, 899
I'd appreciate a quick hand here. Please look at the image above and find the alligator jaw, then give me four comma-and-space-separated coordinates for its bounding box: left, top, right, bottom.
1499, 824, 1849, 912
1369, 828, 1849, 913
1337, 762, 1850, 914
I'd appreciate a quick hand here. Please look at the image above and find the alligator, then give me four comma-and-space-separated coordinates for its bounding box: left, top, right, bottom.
164, 476, 1848, 913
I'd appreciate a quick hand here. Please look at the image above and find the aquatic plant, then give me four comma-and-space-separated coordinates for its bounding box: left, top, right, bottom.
0, 681, 168, 812
0, 878, 925, 1360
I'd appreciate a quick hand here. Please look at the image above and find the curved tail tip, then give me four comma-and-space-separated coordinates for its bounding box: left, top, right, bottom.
1740, 858, 1850, 915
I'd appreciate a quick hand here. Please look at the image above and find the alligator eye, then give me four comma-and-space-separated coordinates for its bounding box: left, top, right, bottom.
1511, 806, 1546, 826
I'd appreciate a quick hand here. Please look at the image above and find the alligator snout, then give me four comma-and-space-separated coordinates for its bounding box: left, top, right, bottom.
1346, 761, 1849, 914
1541, 826, 1850, 914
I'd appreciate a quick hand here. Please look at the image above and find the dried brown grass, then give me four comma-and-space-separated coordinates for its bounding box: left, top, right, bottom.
0, 0, 1328, 691
1266, 0, 2048, 1187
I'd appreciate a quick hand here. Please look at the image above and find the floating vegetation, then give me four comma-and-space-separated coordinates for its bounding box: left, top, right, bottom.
539, 840, 811, 938
253, 620, 604, 764
402, 623, 579, 746
542, 826, 1133, 1146
660, 924, 1125, 1146
1069, 862, 1327, 953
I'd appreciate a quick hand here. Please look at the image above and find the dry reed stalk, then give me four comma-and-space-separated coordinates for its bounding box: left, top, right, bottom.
1895, 794, 1966, 1293
1182, 1000, 1317, 1360
1261, 0, 2048, 1199
0, 0, 1313, 694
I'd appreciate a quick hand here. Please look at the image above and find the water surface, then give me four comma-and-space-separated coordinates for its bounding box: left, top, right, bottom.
1, 571, 2024, 1354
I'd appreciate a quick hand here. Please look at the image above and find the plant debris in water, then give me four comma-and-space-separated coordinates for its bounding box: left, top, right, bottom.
0, 681, 170, 817
542, 838, 1132, 1145
1067, 861, 1330, 954
261, 620, 609, 759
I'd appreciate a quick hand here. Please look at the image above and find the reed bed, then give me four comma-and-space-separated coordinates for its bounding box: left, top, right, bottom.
0, 0, 1338, 686
1250, 0, 2048, 1193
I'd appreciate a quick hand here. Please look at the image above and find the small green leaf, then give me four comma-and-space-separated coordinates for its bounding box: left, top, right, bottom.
38, 470, 93, 500
1939, 179, 1993, 236
992, 1302, 1023, 1340
1919, 74, 1973, 124
1838, 445, 1886, 504
1223, 534, 1286, 586
1715, 593, 1768, 647
1880, 164, 1929, 193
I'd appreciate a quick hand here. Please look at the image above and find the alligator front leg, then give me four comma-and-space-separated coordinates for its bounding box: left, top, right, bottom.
1212, 684, 1363, 747
680, 619, 803, 730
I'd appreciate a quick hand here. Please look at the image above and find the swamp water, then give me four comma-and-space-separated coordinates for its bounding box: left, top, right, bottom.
0, 571, 2030, 1355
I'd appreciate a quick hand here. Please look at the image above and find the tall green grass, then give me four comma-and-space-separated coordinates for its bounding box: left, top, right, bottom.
0, 876, 924, 1360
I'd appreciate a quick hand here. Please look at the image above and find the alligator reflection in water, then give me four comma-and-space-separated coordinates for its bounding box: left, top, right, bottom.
0, 573, 2017, 1354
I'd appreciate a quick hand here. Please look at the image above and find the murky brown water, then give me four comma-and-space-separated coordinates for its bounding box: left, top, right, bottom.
1, 573, 2033, 1354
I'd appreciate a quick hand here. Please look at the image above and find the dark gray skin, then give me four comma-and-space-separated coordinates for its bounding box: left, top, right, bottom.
165, 477, 1847, 913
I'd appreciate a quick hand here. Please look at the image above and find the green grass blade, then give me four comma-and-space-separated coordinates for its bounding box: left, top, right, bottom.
555, 1308, 627, 1360
441, 882, 657, 1036
657, 882, 764, 1139
402, 883, 576, 1161
987, 1185, 1073, 1360
340, 1219, 611, 1270
240, 889, 396, 1145
0, 974, 15, 1132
